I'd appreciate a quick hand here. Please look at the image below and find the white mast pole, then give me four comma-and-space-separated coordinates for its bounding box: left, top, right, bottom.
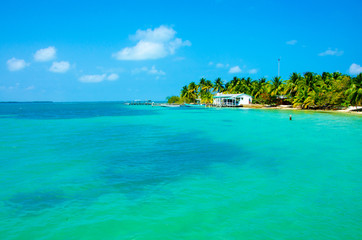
278, 58, 280, 78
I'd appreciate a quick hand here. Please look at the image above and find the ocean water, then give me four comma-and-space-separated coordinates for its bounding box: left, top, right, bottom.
0, 102, 361, 239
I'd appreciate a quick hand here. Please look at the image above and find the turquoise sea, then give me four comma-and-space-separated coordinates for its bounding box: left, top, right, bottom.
0, 102, 361, 239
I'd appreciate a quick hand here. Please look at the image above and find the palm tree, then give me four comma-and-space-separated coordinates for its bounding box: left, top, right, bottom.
179, 71, 358, 109
322, 72, 332, 82
181, 85, 188, 98
187, 82, 198, 102
293, 88, 308, 108
226, 77, 239, 93
204, 80, 213, 93
303, 72, 319, 92
198, 78, 206, 94
245, 77, 252, 94
234, 78, 249, 94
213, 78, 224, 93
284, 72, 300, 98
332, 72, 342, 80
197, 79, 214, 103
252, 77, 268, 103
271, 76, 283, 96
345, 73, 362, 109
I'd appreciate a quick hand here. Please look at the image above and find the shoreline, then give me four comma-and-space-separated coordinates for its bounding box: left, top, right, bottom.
156, 103, 362, 115
239, 104, 362, 115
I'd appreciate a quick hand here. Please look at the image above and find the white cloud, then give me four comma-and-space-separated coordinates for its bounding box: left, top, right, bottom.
229, 66, 242, 74
114, 41, 167, 60
113, 25, 191, 60
149, 66, 165, 75
132, 66, 165, 75
79, 74, 107, 83
34, 46, 56, 61
349, 63, 362, 75
318, 48, 344, 56
49, 61, 70, 73
168, 38, 191, 54
79, 73, 119, 83
286, 40, 297, 45
26, 86, 35, 90
7, 58, 29, 71
107, 73, 119, 81
248, 69, 258, 74
211, 62, 229, 68
131, 25, 176, 42
132, 67, 148, 74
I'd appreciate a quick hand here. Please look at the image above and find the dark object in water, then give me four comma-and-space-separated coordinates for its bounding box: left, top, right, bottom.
289, 115, 292, 120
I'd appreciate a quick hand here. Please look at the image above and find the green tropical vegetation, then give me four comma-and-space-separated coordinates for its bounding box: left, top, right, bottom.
167, 72, 362, 109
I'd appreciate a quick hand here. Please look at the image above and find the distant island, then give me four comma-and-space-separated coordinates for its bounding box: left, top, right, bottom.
0, 101, 54, 104
167, 72, 362, 111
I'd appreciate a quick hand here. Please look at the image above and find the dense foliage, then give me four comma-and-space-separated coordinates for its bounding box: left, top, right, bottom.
171, 72, 362, 109
166, 96, 182, 104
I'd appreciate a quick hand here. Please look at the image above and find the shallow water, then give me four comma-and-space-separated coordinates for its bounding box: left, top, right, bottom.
0, 102, 361, 239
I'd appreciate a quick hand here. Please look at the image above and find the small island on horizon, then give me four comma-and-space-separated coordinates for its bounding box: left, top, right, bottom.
167, 72, 362, 113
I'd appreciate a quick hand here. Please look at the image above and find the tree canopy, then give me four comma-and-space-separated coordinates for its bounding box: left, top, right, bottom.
171, 72, 362, 109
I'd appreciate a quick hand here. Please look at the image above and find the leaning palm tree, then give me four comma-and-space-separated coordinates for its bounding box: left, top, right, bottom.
213, 78, 224, 93
293, 88, 308, 108
234, 78, 249, 94
244, 77, 253, 94
204, 80, 213, 93
271, 76, 283, 96
181, 85, 188, 97
198, 78, 206, 95
322, 72, 332, 82
226, 77, 239, 93
303, 90, 317, 109
345, 73, 362, 109
332, 72, 342, 80
252, 78, 268, 103
188, 82, 198, 103
284, 72, 300, 98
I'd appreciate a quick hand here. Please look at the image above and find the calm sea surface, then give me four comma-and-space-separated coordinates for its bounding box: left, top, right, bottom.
0, 102, 361, 239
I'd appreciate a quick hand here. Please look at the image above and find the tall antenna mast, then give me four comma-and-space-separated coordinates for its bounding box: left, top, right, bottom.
278, 58, 280, 78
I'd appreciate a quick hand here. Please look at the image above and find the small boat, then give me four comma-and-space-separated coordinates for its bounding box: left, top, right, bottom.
160, 104, 181, 108
184, 103, 206, 108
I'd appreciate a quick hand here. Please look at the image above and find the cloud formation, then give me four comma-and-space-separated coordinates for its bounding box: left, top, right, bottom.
132, 66, 165, 75
229, 66, 242, 74
148, 66, 166, 75
349, 63, 362, 75
49, 61, 70, 73
113, 25, 191, 60
210, 62, 229, 69
79, 73, 119, 83
79, 74, 107, 83
34, 46, 56, 61
318, 48, 344, 56
248, 69, 258, 74
107, 73, 119, 81
7, 58, 29, 71
286, 40, 297, 45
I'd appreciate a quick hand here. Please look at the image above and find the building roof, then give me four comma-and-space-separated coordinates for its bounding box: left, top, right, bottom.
213, 93, 252, 99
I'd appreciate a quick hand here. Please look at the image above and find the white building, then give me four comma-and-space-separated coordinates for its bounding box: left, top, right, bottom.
213, 93, 253, 106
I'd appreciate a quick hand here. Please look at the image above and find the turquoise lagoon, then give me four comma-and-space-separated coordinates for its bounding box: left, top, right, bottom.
0, 102, 361, 239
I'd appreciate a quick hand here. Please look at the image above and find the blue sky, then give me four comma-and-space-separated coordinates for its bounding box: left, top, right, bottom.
1, 0, 361, 101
